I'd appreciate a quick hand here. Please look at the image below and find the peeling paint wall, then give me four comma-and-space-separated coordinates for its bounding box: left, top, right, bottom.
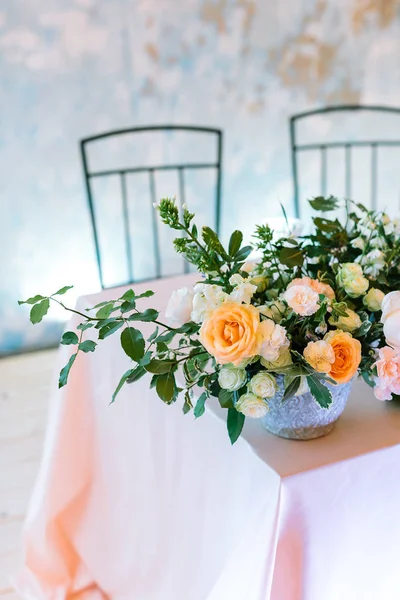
2, 0, 400, 353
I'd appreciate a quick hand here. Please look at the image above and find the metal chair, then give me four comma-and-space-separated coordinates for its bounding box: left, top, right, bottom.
80, 126, 223, 289
289, 105, 400, 218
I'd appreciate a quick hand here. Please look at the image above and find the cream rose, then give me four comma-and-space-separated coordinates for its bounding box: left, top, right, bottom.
364, 288, 385, 312
259, 319, 290, 362
260, 347, 293, 370
248, 371, 277, 398
235, 392, 269, 418
165, 287, 194, 327
328, 308, 362, 332
336, 263, 369, 298
218, 365, 247, 391
283, 284, 319, 316
303, 340, 335, 373
381, 291, 400, 349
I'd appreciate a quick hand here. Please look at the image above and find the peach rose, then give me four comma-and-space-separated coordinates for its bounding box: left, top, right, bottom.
284, 284, 319, 316
324, 330, 361, 384
200, 302, 262, 366
303, 340, 335, 373
288, 277, 335, 300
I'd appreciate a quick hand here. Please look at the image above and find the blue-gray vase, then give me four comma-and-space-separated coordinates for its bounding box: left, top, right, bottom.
261, 376, 353, 440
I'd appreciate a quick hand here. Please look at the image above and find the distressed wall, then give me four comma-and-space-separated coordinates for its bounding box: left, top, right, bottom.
2, 0, 400, 353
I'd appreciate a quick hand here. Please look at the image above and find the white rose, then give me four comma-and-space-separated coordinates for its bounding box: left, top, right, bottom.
249, 371, 277, 398
260, 347, 292, 370
381, 291, 400, 349
328, 308, 362, 332
363, 288, 385, 312
218, 365, 247, 391
337, 263, 369, 297
258, 319, 290, 361
235, 392, 269, 418
165, 287, 194, 327
283, 284, 319, 316
230, 282, 257, 304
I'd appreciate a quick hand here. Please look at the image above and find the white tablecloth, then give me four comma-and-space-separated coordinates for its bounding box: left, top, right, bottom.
14, 274, 400, 600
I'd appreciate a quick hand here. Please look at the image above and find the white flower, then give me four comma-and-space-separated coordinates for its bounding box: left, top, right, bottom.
369, 236, 386, 249
235, 392, 269, 418
351, 237, 366, 251
230, 282, 257, 304
248, 371, 277, 398
364, 288, 385, 312
381, 291, 400, 349
165, 287, 194, 327
258, 319, 290, 362
362, 250, 386, 278
218, 365, 247, 391
191, 284, 229, 323
283, 284, 319, 316
241, 261, 258, 274
229, 273, 244, 286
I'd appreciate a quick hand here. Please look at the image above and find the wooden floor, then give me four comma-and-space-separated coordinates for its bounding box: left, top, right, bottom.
0, 349, 57, 599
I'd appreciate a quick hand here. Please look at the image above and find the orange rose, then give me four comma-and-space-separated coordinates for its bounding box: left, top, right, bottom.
324, 330, 361, 384
200, 302, 262, 366
289, 277, 335, 300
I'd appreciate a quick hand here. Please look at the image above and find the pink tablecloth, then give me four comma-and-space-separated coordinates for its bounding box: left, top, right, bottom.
13, 274, 400, 600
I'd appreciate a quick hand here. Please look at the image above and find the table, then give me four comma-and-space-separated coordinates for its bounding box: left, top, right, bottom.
13, 274, 400, 600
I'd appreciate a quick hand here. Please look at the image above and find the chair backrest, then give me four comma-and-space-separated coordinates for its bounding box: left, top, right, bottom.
289, 105, 400, 218
80, 126, 223, 289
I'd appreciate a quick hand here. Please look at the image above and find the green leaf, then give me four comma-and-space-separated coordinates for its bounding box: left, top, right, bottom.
307, 375, 333, 409
128, 309, 159, 322
120, 300, 137, 313
202, 226, 228, 258
227, 408, 245, 444
136, 290, 155, 299
126, 365, 147, 383
218, 388, 234, 408
313, 217, 342, 233
147, 326, 159, 343
194, 392, 208, 418
120, 327, 145, 361
30, 298, 50, 324
282, 377, 301, 402
98, 320, 124, 340
156, 330, 176, 344
119, 289, 135, 302
145, 359, 176, 374
53, 285, 73, 296
139, 351, 152, 366
77, 322, 94, 331
78, 340, 97, 353
156, 372, 176, 403
59, 353, 77, 388
183, 392, 193, 415
278, 246, 304, 268
234, 245, 253, 262
228, 230, 243, 257
111, 369, 134, 403
96, 303, 115, 319
18, 294, 46, 305
60, 331, 79, 345
309, 195, 339, 212
361, 370, 374, 388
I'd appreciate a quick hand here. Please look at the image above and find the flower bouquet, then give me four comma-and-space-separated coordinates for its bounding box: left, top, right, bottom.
20, 196, 400, 443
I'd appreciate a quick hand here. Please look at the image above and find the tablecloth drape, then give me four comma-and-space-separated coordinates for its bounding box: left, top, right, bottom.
13, 274, 400, 600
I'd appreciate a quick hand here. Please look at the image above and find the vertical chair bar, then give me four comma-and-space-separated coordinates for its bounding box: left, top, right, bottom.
345, 144, 352, 213
149, 169, 161, 278
178, 167, 189, 274
120, 172, 134, 283
290, 118, 300, 218
371, 144, 378, 210
80, 142, 105, 289
320, 146, 327, 196
215, 130, 223, 235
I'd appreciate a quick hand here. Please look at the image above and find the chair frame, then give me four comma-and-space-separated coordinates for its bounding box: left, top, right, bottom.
289, 105, 400, 218
80, 125, 223, 289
